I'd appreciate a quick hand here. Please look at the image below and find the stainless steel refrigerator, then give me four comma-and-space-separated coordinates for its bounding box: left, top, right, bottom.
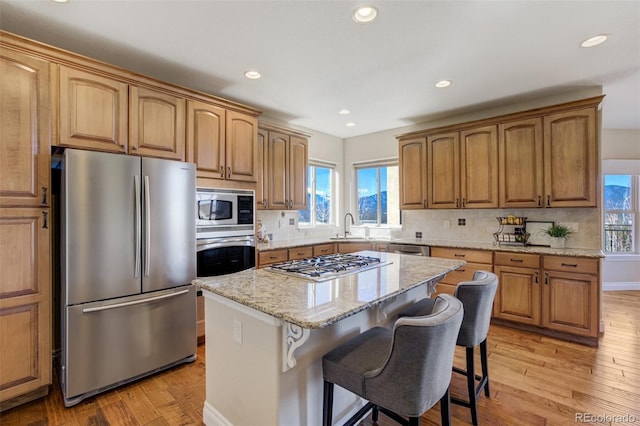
60, 149, 197, 407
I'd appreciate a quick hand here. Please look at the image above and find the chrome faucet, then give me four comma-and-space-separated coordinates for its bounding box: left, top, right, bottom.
344, 213, 355, 237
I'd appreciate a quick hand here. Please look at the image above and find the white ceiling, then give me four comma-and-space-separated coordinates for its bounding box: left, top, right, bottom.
1, 0, 639, 138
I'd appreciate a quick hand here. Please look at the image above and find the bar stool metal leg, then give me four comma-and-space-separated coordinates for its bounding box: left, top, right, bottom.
323, 380, 333, 426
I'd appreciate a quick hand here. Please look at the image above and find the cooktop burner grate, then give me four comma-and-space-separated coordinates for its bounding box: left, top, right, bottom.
268, 253, 391, 281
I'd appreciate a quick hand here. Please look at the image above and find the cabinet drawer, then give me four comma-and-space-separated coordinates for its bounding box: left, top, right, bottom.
288, 246, 313, 260
337, 242, 372, 253
440, 262, 494, 285
494, 252, 540, 269
431, 247, 493, 264
313, 244, 335, 256
258, 249, 288, 267
543, 256, 598, 275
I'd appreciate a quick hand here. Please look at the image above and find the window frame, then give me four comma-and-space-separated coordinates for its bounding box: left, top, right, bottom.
603, 173, 639, 255
353, 158, 400, 227
298, 160, 336, 228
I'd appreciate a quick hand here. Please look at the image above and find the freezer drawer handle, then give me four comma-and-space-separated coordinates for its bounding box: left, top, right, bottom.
81, 289, 190, 313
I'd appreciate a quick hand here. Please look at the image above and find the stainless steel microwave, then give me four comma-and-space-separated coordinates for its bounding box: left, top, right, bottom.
196, 188, 255, 239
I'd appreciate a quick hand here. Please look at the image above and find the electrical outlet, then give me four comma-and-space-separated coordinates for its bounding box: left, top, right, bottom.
233, 320, 243, 345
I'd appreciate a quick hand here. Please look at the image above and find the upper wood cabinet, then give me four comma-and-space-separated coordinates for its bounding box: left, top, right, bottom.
0, 48, 51, 208
129, 85, 186, 160
499, 118, 544, 208
186, 100, 226, 179
226, 111, 258, 182
58, 66, 128, 154
543, 108, 597, 207
256, 129, 268, 209
259, 125, 309, 210
427, 125, 498, 209
398, 137, 427, 209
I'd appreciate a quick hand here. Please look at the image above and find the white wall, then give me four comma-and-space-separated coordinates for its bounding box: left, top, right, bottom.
601, 129, 640, 290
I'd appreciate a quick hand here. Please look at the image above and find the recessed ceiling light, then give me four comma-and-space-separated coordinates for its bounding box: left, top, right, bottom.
435, 80, 452, 88
244, 70, 261, 79
345, 122, 356, 128
353, 6, 378, 23
580, 34, 608, 48
338, 109, 351, 115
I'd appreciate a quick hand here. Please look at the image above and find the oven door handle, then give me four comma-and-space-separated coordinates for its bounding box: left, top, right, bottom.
197, 237, 255, 252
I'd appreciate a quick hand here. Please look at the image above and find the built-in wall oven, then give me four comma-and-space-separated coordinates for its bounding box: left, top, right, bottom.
196, 188, 256, 277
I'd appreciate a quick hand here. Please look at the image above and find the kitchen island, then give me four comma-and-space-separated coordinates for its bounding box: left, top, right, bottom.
195, 251, 465, 426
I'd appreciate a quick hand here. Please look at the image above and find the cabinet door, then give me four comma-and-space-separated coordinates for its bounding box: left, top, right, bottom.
267, 132, 289, 209
494, 265, 540, 325
542, 270, 598, 337
543, 107, 597, 207
0, 208, 51, 404
460, 125, 498, 208
288, 136, 308, 210
427, 132, 459, 209
398, 138, 427, 209
226, 111, 257, 182
0, 48, 51, 208
129, 86, 185, 160
59, 66, 128, 153
256, 128, 269, 209
186, 100, 225, 180
499, 118, 543, 208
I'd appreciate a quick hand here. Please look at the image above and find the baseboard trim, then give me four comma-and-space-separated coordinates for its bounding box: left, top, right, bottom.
602, 282, 640, 291
203, 401, 233, 426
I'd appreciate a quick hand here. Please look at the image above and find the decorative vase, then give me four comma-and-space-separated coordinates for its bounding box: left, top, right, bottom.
549, 237, 565, 249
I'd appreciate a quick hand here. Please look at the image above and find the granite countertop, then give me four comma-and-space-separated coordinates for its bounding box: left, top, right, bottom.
257, 237, 604, 258
195, 251, 465, 329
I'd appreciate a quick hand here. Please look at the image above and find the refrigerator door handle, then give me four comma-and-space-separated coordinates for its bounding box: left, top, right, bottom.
81, 288, 190, 313
144, 175, 151, 276
134, 175, 141, 278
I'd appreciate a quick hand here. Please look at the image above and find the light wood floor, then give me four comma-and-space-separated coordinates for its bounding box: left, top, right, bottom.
2, 291, 639, 426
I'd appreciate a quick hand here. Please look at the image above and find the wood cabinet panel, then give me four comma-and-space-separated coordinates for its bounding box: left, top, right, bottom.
187, 100, 225, 180
0, 48, 50, 208
197, 294, 205, 343
58, 66, 128, 153
267, 132, 289, 209
288, 136, 308, 210
542, 270, 598, 337
494, 252, 540, 269
398, 138, 427, 209
288, 246, 313, 260
313, 243, 335, 256
337, 242, 372, 253
494, 265, 540, 325
129, 86, 185, 160
226, 111, 257, 182
460, 125, 498, 208
543, 256, 598, 275
439, 262, 494, 286
543, 108, 597, 207
256, 129, 268, 209
430, 247, 493, 264
258, 249, 288, 267
499, 118, 543, 208
427, 132, 459, 209
0, 208, 51, 405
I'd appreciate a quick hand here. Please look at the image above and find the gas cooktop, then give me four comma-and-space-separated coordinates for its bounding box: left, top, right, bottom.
268, 253, 392, 282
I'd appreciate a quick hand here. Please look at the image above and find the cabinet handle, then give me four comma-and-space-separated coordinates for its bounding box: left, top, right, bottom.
131, 145, 137, 150
458, 268, 466, 272
534, 272, 539, 283
454, 253, 465, 258
227, 166, 231, 178
270, 256, 279, 259
547, 195, 551, 206
41, 186, 48, 205
42, 211, 48, 229
561, 263, 578, 268
455, 198, 460, 208
510, 258, 524, 263
537, 195, 542, 207
544, 272, 549, 285
462, 197, 466, 208
219, 165, 224, 177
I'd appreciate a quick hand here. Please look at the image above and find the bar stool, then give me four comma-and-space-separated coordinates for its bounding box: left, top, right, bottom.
321, 294, 463, 426
398, 271, 498, 425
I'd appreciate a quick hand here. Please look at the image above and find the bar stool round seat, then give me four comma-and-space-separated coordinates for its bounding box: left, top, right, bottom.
398, 270, 498, 425
322, 294, 464, 426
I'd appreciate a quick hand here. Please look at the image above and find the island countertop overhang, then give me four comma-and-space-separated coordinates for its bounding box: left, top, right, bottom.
195, 251, 466, 329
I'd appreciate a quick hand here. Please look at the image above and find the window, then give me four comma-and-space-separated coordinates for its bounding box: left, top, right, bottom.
299, 162, 334, 226
603, 174, 638, 253
354, 162, 399, 226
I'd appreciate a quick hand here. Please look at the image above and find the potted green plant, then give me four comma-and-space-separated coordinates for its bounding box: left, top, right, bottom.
544, 224, 573, 249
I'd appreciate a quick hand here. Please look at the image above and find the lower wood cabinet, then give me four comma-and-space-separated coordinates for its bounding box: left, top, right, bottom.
336, 242, 372, 253
0, 208, 51, 410
257, 249, 288, 267
430, 247, 493, 296
313, 243, 335, 256
493, 252, 541, 325
288, 246, 313, 260
197, 293, 205, 344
